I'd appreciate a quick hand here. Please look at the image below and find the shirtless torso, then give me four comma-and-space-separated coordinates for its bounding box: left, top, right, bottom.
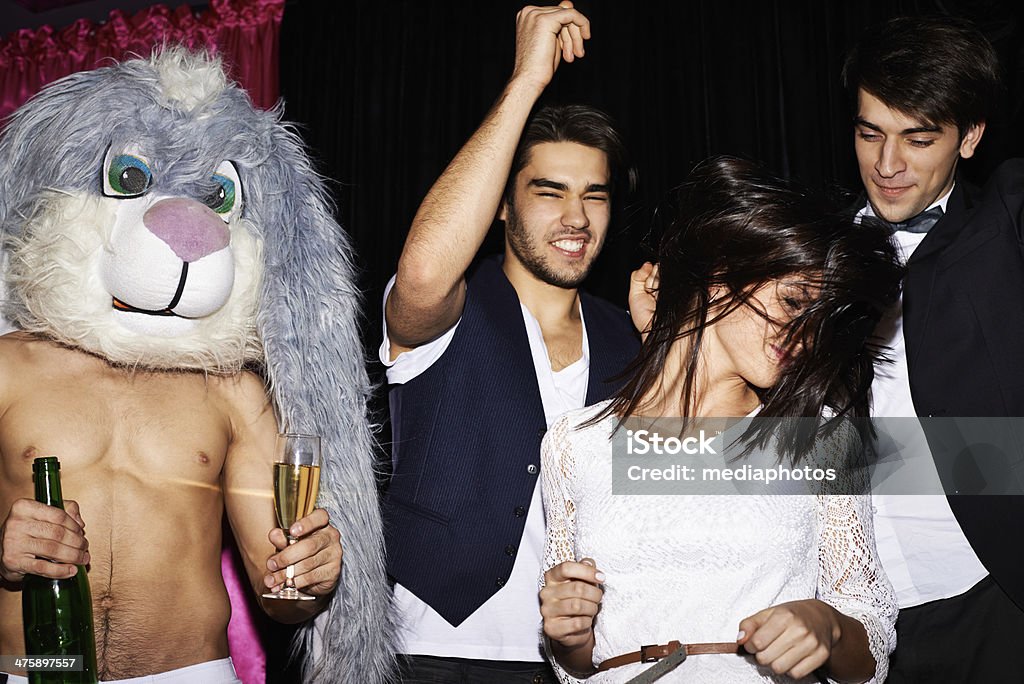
0, 333, 337, 680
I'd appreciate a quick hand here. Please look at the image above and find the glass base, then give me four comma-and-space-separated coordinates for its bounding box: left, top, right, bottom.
262, 587, 316, 601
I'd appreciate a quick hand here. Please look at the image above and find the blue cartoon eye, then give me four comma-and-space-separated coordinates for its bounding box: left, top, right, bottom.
106, 154, 152, 196
205, 173, 236, 214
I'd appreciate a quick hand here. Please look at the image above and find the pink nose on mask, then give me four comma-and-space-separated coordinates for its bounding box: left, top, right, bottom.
143, 198, 230, 263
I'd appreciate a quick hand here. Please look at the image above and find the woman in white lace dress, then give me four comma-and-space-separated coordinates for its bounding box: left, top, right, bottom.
539, 157, 903, 683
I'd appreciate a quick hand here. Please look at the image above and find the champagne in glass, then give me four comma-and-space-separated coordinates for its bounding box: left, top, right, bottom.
273, 462, 321, 532
263, 433, 321, 601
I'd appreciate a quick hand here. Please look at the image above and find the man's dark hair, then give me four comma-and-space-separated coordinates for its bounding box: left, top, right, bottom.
503, 104, 636, 205
842, 16, 1001, 137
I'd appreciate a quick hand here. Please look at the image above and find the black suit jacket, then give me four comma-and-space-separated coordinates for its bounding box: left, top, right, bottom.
901, 161, 1024, 611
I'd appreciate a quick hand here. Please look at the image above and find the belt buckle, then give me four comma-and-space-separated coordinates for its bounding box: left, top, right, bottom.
639, 644, 661, 663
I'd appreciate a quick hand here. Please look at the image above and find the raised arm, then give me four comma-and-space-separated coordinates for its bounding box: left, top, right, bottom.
386, 2, 592, 354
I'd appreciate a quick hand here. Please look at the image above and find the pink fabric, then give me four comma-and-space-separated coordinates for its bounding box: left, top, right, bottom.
0, 0, 284, 120
223, 544, 266, 684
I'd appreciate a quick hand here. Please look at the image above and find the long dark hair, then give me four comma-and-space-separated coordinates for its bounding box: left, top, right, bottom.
596, 156, 902, 459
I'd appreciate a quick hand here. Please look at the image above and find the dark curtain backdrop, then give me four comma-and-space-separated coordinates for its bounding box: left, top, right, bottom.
280, 0, 1023, 313
278, 0, 1024, 437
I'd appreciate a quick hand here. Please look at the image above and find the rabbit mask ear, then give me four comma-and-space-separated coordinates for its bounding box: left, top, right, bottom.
0, 48, 264, 371
250, 119, 395, 684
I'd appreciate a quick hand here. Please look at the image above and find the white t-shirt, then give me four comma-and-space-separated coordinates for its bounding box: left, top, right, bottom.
862, 190, 989, 609
380, 275, 591, 661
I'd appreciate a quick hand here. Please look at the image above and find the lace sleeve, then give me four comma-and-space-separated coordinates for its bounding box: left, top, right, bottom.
540, 414, 587, 684
816, 495, 898, 683
803, 418, 870, 496
541, 414, 580, 573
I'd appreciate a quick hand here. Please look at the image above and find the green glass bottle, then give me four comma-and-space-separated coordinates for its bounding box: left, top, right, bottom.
21, 457, 99, 684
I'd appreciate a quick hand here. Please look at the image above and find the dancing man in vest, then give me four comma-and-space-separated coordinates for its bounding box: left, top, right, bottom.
380, 3, 638, 682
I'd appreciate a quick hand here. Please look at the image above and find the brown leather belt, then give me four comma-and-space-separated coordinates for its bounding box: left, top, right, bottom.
596, 640, 741, 672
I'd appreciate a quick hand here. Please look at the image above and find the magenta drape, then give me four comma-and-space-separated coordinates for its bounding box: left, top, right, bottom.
223, 543, 266, 684
0, 0, 284, 120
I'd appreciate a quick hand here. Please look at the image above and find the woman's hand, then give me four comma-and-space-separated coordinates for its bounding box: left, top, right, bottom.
738, 599, 841, 680
628, 262, 659, 339
540, 558, 604, 675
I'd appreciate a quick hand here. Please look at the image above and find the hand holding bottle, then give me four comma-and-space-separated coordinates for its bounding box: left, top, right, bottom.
19, 456, 99, 683
1, 497, 90, 582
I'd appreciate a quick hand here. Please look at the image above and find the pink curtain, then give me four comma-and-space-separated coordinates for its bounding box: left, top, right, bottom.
223, 541, 268, 684
0, 2, 286, 681
0, 0, 285, 120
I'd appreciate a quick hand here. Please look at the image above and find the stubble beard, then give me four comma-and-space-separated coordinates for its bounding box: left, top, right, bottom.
504, 204, 596, 289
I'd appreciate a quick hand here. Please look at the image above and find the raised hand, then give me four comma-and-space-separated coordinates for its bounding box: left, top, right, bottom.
629, 261, 660, 337
512, 1, 592, 92
0, 498, 90, 582
264, 508, 342, 597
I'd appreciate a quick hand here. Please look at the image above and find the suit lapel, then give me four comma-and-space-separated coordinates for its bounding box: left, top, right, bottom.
907, 183, 973, 265
581, 292, 633, 405
903, 183, 973, 375
582, 293, 609, 406
476, 257, 548, 427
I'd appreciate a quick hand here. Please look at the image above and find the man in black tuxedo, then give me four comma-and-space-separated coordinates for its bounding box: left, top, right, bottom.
843, 16, 1024, 682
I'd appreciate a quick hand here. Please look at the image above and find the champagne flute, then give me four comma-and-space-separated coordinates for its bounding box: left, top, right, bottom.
262, 433, 321, 601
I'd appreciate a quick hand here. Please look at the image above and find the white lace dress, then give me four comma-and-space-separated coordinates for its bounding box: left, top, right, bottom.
541, 402, 897, 683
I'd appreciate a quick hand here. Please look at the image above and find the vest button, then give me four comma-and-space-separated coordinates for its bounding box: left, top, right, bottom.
514, 506, 526, 517
505, 544, 516, 556
537, 428, 547, 439
495, 577, 506, 588
527, 464, 538, 475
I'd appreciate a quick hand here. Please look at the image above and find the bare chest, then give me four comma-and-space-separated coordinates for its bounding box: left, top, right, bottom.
541, 325, 584, 372
0, 369, 231, 487
0, 348, 242, 676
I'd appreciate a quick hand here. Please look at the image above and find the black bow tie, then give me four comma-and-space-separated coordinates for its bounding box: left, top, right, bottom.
890, 206, 944, 233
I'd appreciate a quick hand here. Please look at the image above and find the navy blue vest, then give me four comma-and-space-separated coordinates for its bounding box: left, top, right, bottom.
384, 256, 639, 626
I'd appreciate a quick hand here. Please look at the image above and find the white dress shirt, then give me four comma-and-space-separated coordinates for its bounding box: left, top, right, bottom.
863, 188, 990, 608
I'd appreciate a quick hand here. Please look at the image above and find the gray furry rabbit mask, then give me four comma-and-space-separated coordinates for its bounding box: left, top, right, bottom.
0, 49, 396, 683
2, 48, 295, 371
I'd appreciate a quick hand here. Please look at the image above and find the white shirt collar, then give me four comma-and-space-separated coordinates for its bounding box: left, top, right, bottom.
862, 182, 954, 220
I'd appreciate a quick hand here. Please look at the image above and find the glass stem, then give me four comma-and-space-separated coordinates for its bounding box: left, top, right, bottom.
285, 537, 297, 589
